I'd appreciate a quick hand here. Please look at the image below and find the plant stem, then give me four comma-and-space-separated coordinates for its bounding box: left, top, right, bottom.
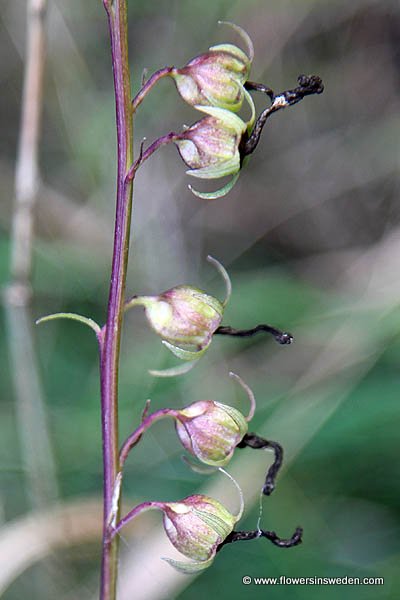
101, 1, 133, 598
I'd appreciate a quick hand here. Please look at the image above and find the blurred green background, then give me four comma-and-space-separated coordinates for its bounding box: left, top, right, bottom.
1, 0, 399, 599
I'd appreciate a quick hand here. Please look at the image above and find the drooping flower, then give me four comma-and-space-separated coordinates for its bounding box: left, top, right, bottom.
137, 285, 223, 349
174, 373, 255, 467
119, 373, 255, 472
174, 106, 250, 199
121, 469, 243, 573
170, 22, 254, 116
159, 493, 239, 573
175, 400, 247, 466
125, 256, 231, 376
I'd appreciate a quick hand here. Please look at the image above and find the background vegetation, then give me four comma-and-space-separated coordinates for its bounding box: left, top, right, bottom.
1, 1, 399, 598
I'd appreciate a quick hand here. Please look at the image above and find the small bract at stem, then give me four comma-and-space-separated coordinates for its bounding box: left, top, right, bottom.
36, 312, 101, 338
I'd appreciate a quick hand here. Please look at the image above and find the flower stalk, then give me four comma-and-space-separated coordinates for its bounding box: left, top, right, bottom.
132, 66, 173, 111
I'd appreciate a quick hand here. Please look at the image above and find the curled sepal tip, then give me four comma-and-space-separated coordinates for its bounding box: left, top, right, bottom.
229, 371, 256, 422
162, 339, 210, 361
148, 360, 199, 378
217, 21, 255, 63
219, 467, 244, 521
162, 555, 214, 574
207, 255, 231, 307
188, 171, 240, 200
181, 455, 217, 475
36, 312, 101, 336
243, 87, 256, 130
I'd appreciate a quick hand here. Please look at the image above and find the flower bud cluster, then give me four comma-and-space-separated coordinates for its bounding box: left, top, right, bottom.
114, 373, 255, 571
113, 23, 309, 576
170, 22, 255, 199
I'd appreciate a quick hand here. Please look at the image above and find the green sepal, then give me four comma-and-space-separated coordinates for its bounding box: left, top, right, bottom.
161, 555, 214, 574
162, 339, 210, 361
244, 88, 256, 129
207, 255, 232, 307
186, 154, 240, 180
189, 171, 240, 200
216, 21, 254, 62
194, 105, 247, 131
148, 360, 198, 378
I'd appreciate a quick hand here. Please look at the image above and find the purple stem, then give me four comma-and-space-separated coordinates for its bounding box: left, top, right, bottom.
119, 408, 179, 467
101, 1, 133, 599
132, 66, 173, 111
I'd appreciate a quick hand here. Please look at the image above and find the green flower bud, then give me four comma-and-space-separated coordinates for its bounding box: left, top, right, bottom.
119, 468, 244, 572
134, 285, 223, 347
175, 106, 249, 199
175, 106, 245, 176
170, 22, 254, 114
159, 494, 238, 573
175, 400, 248, 467
125, 256, 231, 376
